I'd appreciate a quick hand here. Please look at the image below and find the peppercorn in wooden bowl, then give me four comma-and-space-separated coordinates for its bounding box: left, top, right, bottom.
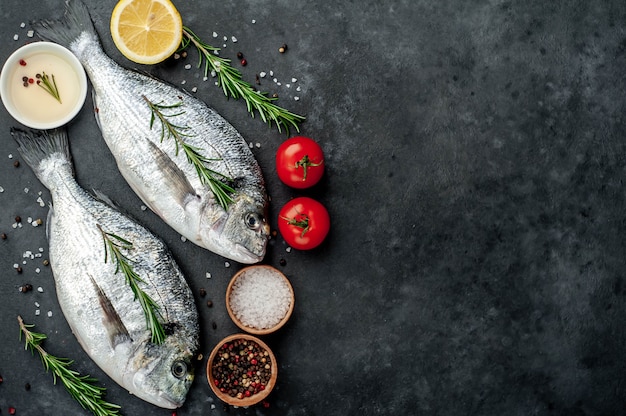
207, 333, 278, 406
225, 265, 295, 335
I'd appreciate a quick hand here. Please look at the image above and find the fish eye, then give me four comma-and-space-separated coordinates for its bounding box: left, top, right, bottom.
245, 213, 262, 230
171, 361, 187, 379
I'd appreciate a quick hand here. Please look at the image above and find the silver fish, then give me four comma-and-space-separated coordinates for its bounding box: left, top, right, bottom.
12, 128, 199, 409
34, 0, 270, 264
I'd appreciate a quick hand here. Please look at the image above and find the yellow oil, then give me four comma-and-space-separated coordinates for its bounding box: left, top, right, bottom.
8, 51, 82, 125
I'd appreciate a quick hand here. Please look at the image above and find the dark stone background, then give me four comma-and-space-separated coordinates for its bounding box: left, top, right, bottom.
1, 0, 625, 415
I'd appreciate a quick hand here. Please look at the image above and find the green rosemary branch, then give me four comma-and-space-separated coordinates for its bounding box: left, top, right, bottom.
37, 72, 62, 103
143, 96, 235, 210
98, 225, 166, 345
17, 316, 121, 416
180, 26, 305, 134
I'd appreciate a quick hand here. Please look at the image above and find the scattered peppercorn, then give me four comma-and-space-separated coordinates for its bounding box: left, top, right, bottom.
255, 74, 260, 85
279, 44, 288, 53
13, 160, 19, 168
22, 76, 28, 82
15, 216, 21, 223
236, 52, 243, 59
9, 406, 16, 415
206, 300, 213, 308
181, 51, 187, 58
19, 58, 27, 66
35, 218, 43, 226
1, 233, 7, 240
279, 258, 286, 266
240, 58, 247, 66
212, 321, 217, 330
24, 382, 31, 391
16, 266, 23, 274
43, 259, 50, 266
0, 374, 3, 383
19, 284, 33, 293
28, 78, 34, 84
199, 288, 207, 297
272, 93, 278, 98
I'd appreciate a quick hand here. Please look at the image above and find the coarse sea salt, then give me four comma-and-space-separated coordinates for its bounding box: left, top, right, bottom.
229, 267, 292, 330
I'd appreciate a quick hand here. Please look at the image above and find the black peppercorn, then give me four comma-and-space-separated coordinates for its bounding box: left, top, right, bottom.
16, 266, 23, 274
1, 233, 7, 240
13, 160, 19, 168
236, 51, 243, 59
206, 300, 213, 308
279, 258, 286, 266
15, 216, 21, 223
199, 288, 207, 297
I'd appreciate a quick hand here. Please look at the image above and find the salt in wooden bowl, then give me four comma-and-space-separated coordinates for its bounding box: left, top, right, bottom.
225, 265, 295, 335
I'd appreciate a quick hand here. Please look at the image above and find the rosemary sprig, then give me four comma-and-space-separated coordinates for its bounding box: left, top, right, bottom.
17, 316, 121, 416
143, 96, 235, 210
37, 72, 62, 103
98, 225, 166, 345
180, 26, 305, 134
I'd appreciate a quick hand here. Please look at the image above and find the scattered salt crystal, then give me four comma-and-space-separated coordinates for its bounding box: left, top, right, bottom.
23, 251, 33, 258
181, 236, 187, 242
294, 96, 300, 101
224, 262, 230, 268
191, 87, 198, 93
35, 253, 42, 258
37, 287, 43, 293
206, 272, 212, 279
8, 154, 13, 159
210, 70, 217, 77
213, 50, 219, 56
37, 197, 45, 207
181, 80, 187, 85
22, 260, 27, 265
203, 76, 208, 81
277, 82, 282, 86
35, 302, 40, 307
27, 217, 33, 223
32, 221, 39, 227
35, 268, 41, 274
231, 36, 237, 43
212, 31, 218, 38
20, 22, 26, 28
211, 404, 216, 409
140, 205, 147, 211
259, 72, 266, 78
12, 223, 17, 229
286, 246, 292, 252
223, 44, 227, 48
38, 247, 44, 252
0, 186, 4, 193
27, 30, 34, 38
13, 264, 19, 269
35, 310, 40, 316
296, 86, 302, 92
249, 142, 254, 148
24, 187, 29, 193
273, 78, 278, 83
47, 311, 52, 318
255, 143, 261, 148
184, 63, 192, 70
269, 71, 274, 76
292, 78, 298, 83
223, 36, 227, 41
13, 34, 18, 41
286, 84, 291, 88
215, 81, 219, 86
251, 19, 256, 23
229, 267, 292, 329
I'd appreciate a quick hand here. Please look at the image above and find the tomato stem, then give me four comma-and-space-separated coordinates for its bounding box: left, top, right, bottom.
281, 214, 310, 237
294, 155, 323, 182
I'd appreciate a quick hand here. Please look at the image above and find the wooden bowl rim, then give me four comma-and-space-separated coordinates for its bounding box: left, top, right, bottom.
225, 265, 295, 335
206, 333, 278, 406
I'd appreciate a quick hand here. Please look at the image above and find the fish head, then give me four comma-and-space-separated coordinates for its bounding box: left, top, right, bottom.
124, 336, 196, 409
201, 192, 270, 264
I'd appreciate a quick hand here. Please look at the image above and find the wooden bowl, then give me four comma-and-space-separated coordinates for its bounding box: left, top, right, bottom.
206, 333, 278, 406
225, 265, 295, 335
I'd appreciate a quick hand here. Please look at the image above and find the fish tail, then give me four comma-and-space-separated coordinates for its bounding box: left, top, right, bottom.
32, 0, 98, 51
11, 128, 74, 187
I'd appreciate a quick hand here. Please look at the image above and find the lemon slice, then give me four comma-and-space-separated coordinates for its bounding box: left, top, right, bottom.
110, 0, 183, 65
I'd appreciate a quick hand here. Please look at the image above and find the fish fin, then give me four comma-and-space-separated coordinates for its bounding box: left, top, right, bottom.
146, 140, 198, 205
89, 275, 131, 348
11, 128, 74, 184
32, 0, 98, 49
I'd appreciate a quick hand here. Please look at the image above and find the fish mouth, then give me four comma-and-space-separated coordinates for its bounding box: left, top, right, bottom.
232, 243, 264, 264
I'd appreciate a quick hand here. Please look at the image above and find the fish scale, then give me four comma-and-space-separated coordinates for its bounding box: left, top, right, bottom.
12, 128, 199, 410
35, 0, 270, 264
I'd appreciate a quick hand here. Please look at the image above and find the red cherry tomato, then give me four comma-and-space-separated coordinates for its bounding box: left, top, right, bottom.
278, 197, 330, 250
275, 136, 325, 189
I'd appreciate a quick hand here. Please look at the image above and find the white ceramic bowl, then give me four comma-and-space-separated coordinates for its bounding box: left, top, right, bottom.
0, 42, 87, 129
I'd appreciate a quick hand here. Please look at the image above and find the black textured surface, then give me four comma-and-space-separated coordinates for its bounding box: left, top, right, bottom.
1, 1, 626, 415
